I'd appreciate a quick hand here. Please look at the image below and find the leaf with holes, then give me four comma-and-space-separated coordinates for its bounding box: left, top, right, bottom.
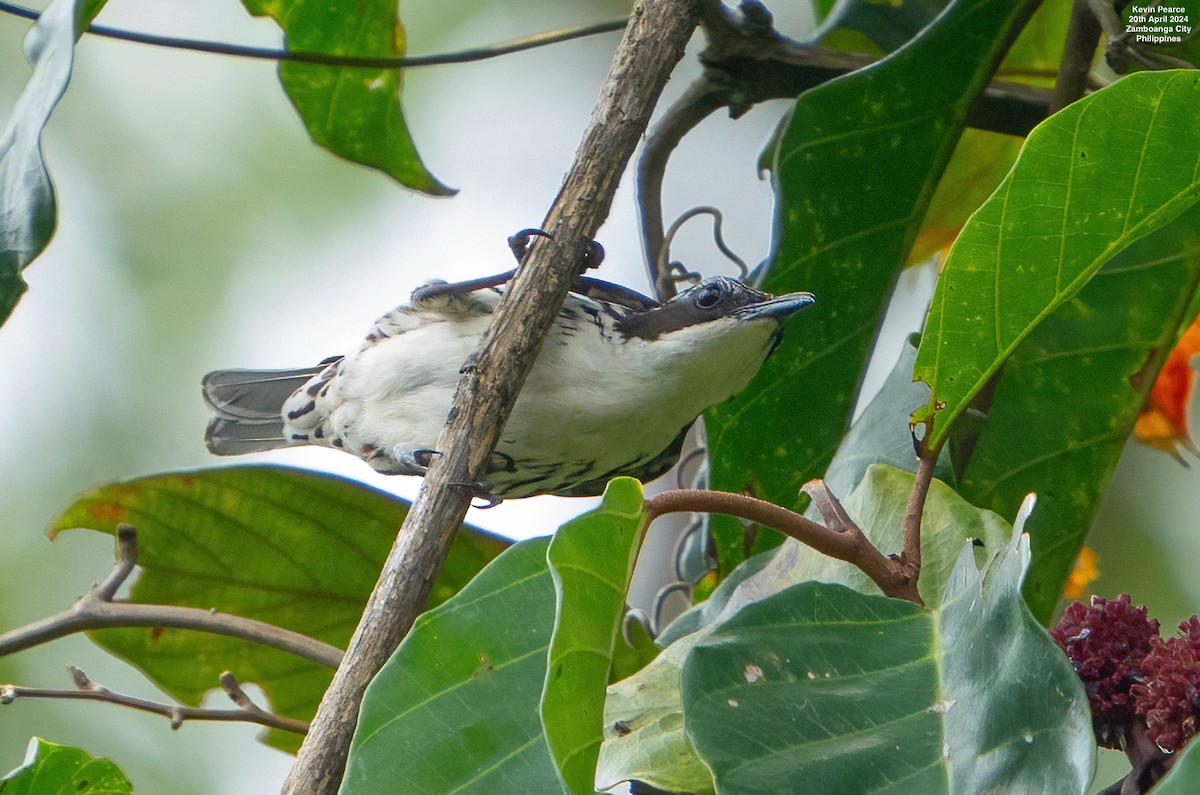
49, 465, 509, 753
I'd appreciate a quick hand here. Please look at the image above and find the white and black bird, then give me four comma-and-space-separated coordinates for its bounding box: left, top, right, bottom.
202, 275, 814, 499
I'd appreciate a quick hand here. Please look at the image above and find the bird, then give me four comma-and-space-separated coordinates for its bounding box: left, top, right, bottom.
201, 274, 814, 499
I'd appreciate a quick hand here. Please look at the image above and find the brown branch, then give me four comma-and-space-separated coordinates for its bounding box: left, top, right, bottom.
0, 525, 343, 670
0, 667, 308, 735
1050, 0, 1103, 113
900, 455, 937, 580
281, 2, 702, 792
645, 488, 921, 604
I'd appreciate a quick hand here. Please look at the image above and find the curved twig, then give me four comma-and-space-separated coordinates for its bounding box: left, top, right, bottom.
638, 80, 729, 300
0, 2, 625, 70
0, 667, 309, 735
654, 206, 749, 296
0, 525, 343, 670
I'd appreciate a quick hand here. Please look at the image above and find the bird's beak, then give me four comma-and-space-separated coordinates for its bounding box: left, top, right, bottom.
736, 291, 815, 322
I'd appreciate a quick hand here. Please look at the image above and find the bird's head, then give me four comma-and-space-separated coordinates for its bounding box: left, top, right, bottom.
615, 275, 814, 344
607, 275, 814, 419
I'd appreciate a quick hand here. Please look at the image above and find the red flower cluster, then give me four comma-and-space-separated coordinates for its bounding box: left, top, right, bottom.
1136, 616, 1200, 751
1052, 596, 1200, 753
1050, 595, 1159, 749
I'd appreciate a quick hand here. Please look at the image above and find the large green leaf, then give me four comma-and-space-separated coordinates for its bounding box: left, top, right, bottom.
49, 465, 509, 752
541, 478, 645, 795
704, 0, 1039, 574
0, 737, 130, 794
0, 0, 82, 326
342, 539, 559, 794
597, 464, 1010, 792
240, 0, 452, 195
913, 70, 1200, 449
957, 203, 1200, 622
680, 534, 1093, 794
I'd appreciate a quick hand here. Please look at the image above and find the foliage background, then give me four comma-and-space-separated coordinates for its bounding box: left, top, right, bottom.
0, 0, 1198, 792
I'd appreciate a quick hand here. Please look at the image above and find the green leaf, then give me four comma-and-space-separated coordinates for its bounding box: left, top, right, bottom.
0, 0, 81, 326
680, 534, 1094, 794
541, 478, 645, 795
956, 203, 1200, 622
597, 464, 1009, 791
49, 465, 509, 753
704, 0, 1040, 575
597, 639, 715, 795
815, 0, 943, 54
343, 539, 559, 794
909, 0, 1073, 262
1149, 734, 1200, 793
913, 70, 1200, 449
240, 0, 452, 195
0, 737, 131, 794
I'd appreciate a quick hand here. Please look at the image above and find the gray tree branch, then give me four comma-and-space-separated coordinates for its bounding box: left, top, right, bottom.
280, 1, 703, 792
1, 667, 309, 735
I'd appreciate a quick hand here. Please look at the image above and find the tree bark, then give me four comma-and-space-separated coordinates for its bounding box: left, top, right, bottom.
281, 1, 701, 792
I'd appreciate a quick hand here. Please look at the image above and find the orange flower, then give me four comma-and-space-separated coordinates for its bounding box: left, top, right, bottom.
1135, 317, 1200, 458
1063, 546, 1100, 601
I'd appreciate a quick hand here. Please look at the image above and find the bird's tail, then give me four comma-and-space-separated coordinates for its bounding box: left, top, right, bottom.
201, 366, 321, 455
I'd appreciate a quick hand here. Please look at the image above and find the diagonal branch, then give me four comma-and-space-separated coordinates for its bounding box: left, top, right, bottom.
282, 2, 703, 792
1, 667, 308, 735
0, 524, 343, 670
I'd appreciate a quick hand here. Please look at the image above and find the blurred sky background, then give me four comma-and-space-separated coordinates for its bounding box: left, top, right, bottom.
1, 0, 1199, 791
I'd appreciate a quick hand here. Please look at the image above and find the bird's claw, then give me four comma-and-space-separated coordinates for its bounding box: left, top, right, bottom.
507, 228, 604, 275
398, 448, 441, 470
508, 228, 552, 263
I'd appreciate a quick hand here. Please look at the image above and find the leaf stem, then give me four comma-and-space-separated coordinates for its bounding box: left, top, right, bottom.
645, 488, 922, 604
901, 454, 937, 579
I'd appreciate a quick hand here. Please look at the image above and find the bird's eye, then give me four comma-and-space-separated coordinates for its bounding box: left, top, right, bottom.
694, 283, 723, 309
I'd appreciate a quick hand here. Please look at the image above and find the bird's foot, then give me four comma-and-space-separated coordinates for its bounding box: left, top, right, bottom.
507, 228, 605, 275
507, 228, 552, 263
447, 478, 502, 508
396, 447, 441, 471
